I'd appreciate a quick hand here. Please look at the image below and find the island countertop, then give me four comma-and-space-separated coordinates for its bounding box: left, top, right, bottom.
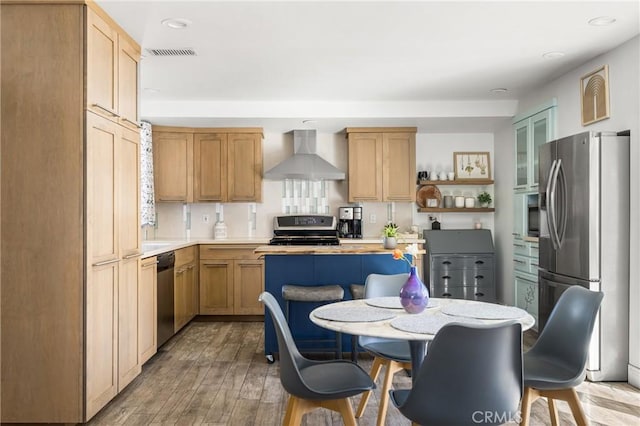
254, 244, 426, 255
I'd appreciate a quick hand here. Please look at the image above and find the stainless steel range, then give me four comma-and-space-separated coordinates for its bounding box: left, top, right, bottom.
269, 215, 340, 245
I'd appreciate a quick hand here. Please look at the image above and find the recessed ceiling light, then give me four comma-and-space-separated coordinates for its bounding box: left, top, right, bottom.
588, 16, 616, 26
490, 88, 508, 94
543, 51, 565, 59
161, 18, 191, 29
302, 119, 317, 124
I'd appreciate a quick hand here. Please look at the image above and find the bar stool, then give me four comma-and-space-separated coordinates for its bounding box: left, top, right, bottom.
282, 284, 344, 358
349, 284, 365, 362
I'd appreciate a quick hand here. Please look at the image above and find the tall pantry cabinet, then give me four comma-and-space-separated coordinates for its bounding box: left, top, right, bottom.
1, 1, 141, 422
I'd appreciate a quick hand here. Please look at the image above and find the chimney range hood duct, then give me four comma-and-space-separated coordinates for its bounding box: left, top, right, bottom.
264, 129, 345, 180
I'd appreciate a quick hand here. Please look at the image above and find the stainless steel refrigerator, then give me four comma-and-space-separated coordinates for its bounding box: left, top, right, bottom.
538, 130, 629, 381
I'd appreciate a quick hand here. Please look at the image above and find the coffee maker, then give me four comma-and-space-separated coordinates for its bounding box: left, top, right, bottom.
338, 206, 363, 238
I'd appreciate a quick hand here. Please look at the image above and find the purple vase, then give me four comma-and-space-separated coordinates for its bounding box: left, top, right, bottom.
400, 266, 429, 314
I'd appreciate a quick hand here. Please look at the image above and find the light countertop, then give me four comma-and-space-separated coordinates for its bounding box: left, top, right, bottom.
141, 237, 426, 258
254, 245, 426, 256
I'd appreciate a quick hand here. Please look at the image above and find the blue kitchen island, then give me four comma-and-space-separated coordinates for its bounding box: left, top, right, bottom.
254, 245, 419, 359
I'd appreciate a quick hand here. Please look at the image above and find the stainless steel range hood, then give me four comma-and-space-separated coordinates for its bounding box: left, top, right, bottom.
264, 129, 345, 180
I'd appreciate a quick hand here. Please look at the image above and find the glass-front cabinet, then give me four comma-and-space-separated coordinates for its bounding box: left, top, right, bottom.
513, 106, 555, 190
512, 102, 555, 316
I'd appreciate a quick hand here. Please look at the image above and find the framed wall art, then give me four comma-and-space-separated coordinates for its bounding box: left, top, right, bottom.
453, 152, 491, 181
580, 64, 610, 126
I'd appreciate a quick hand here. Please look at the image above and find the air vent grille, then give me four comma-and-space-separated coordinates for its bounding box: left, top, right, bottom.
146, 48, 197, 57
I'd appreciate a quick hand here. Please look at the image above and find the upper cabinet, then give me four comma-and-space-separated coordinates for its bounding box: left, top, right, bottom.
513, 107, 556, 190
153, 126, 263, 203
345, 127, 416, 202
86, 7, 139, 129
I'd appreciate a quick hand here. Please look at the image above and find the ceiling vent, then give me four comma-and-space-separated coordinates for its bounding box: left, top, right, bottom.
145, 48, 197, 57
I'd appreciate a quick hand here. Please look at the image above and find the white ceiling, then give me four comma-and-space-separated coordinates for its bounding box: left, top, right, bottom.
97, 0, 639, 132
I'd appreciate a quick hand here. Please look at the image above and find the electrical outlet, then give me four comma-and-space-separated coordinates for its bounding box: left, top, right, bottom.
369, 213, 377, 224
203, 214, 210, 224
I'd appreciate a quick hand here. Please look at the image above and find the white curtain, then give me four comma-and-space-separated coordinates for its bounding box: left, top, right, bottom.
140, 121, 156, 226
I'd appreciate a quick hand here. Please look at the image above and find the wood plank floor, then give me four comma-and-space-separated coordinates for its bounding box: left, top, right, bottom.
88, 321, 640, 425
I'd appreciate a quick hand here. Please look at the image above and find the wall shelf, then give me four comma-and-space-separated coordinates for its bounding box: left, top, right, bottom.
417, 179, 494, 186
418, 207, 495, 213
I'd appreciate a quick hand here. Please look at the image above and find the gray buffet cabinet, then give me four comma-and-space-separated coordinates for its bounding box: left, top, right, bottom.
423, 229, 496, 303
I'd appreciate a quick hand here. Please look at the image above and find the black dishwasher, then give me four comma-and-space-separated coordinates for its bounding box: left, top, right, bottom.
156, 251, 175, 348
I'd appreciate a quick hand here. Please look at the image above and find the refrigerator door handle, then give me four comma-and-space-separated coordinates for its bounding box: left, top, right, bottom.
549, 158, 563, 249
546, 159, 560, 249
556, 160, 568, 247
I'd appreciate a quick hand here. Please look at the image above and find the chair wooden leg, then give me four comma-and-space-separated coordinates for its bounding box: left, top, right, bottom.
520, 386, 540, 426
356, 356, 384, 417
376, 360, 405, 426
565, 388, 588, 426
283, 396, 316, 426
321, 398, 357, 426
535, 388, 588, 426
547, 397, 559, 426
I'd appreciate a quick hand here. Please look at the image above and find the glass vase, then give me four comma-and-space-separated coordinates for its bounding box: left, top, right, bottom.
400, 266, 429, 314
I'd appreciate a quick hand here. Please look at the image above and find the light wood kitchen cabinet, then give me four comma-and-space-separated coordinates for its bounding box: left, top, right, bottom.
1, 2, 141, 422
86, 111, 142, 418
234, 259, 267, 314
199, 245, 265, 315
87, 5, 139, 129
153, 131, 194, 202
227, 132, 263, 202
345, 127, 416, 202
174, 246, 198, 332
139, 256, 158, 364
153, 126, 263, 203
199, 259, 235, 314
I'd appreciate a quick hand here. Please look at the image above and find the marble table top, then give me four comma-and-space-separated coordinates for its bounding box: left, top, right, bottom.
310, 298, 535, 341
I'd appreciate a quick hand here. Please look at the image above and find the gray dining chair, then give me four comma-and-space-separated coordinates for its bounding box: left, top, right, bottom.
355, 272, 411, 426
259, 292, 375, 426
520, 285, 604, 426
389, 322, 523, 426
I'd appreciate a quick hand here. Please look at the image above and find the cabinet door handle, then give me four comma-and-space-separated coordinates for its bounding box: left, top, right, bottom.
475, 275, 484, 279
475, 292, 485, 297
442, 261, 452, 265
123, 252, 142, 259
92, 258, 119, 267
442, 275, 451, 280
531, 263, 539, 267
92, 103, 119, 117
475, 260, 484, 265
121, 117, 141, 128
513, 259, 526, 264
442, 293, 452, 298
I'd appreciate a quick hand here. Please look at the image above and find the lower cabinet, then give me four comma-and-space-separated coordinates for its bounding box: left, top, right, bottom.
515, 272, 539, 330
139, 256, 157, 364
85, 256, 141, 419
86, 262, 119, 419
175, 246, 198, 332
199, 245, 264, 315
513, 238, 539, 330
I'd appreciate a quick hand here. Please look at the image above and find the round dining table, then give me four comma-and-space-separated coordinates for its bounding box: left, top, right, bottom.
310, 297, 535, 383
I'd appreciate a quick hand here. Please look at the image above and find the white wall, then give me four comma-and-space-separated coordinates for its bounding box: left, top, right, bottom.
494, 35, 640, 386
413, 133, 495, 233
